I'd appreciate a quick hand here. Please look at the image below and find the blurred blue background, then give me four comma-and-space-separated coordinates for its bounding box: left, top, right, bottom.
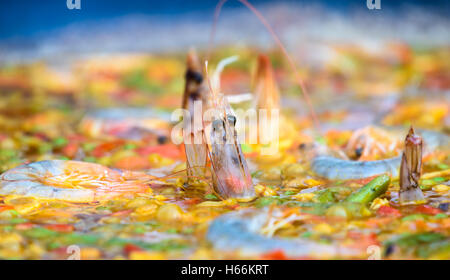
0, 0, 448, 40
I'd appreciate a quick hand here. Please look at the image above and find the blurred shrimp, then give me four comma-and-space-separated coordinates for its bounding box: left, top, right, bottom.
253, 53, 281, 148
345, 126, 403, 160
251, 54, 297, 158
312, 126, 450, 180
252, 54, 280, 114
182, 50, 209, 179
0, 160, 153, 203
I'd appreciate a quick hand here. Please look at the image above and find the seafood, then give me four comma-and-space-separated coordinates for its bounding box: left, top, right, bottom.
311, 126, 450, 180
207, 208, 358, 258
208, 110, 254, 199
345, 126, 402, 160
245, 52, 446, 181
252, 54, 280, 116
182, 50, 208, 179
80, 107, 172, 140
180, 53, 254, 199
399, 127, 425, 204
0, 160, 152, 203
251, 54, 285, 155
1, 0, 449, 261
205, 58, 255, 199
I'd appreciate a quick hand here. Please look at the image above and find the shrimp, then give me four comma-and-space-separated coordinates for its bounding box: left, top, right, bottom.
251, 53, 304, 158
399, 127, 426, 204
80, 107, 172, 140
345, 126, 403, 160
204, 58, 255, 199
182, 50, 209, 179
252, 54, 280, 115
251, 54, 287, 153
311, 126, 450, 180
207, 208, 359, 258
0, 160, 153, 203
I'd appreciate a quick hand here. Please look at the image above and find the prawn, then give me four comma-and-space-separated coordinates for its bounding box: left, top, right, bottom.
203, 58, 255, 199
178, 53, 254, 198
207, 208, 359, 258
252, 54, 280, 115
399, 127, 426, 205
252, 54, 284, 152
311, 126, 450, 180
0, 160, 154, 203
182, 50, 209, 179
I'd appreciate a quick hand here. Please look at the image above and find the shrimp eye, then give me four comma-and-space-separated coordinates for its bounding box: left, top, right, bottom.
212, 119, 224, 132
227, 115, 236, 126
212, 119, 227, 142
185, 69, 203, 84
189, 92, 201, 101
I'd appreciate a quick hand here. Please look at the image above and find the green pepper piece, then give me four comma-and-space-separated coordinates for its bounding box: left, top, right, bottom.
345, 174, 390, 204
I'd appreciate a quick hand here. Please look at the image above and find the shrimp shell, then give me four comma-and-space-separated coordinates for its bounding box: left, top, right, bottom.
0, 160, 149, 203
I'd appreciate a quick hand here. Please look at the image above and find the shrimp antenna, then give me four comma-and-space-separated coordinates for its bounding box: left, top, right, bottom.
146, 165, 210, 181
206, 56, 240, 120
204, 60, 225, 119
208, 0, 320, 130
204, 61, 217, 106
203, 61, 221, 180
212, 55, 239, 94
